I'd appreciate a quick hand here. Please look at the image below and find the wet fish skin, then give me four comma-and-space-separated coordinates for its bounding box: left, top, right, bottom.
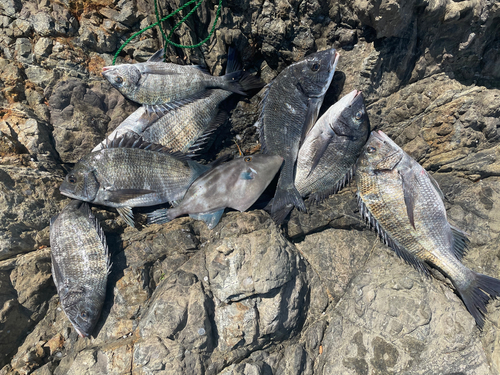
257, 48, 339, 223
50, 200, 109, 338
356, 130, 500, 328
60, 134, 209, 227
295, 89, 370, 202
101, 49, 248, 106
148, 154, 284, 229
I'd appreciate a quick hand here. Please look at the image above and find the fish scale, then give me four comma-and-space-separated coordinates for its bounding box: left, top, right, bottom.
356, 130, 500, 328
50, 200, 109, 337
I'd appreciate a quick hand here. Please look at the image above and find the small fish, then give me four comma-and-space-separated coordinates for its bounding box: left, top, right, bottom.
257, 48, 339, 223
50, 200, 110, 338
101, 49, 253, 110
295, 90, 370, 201
356, 130, 500, 328
60, 134, 209, 227
147, 154, 284, 229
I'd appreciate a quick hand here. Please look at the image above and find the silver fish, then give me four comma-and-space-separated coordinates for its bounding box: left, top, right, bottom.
147, 154, 284, 229
60, 134, 209, 227
101, 49, 249, 107
295, 90, 370, 201
50, 200, 110, 338
356, 130, 500, 328
257, 48, 339, 223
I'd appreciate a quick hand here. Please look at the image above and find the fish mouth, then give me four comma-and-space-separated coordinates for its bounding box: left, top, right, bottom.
74, 326, 89, 338
59, 189, 84, 201
330, 50, 340, 72
102, 66, 113, 72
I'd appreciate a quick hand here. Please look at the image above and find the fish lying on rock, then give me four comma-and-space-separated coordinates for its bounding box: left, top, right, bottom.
49, 200, 110, 338
356, 130, 500, 328
60, 134, 209, 228
295, 89, 370, 202
257, 48, 339, 223
101, 48, 256, 113
95, 49, 263, 153
147, 154, 283, 229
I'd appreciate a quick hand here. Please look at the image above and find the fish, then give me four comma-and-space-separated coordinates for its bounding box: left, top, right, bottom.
257, 48, 339, 223
60, 134, 209, 227
356, 130, 500, 328
101, 48, 257, 112
295, 90, 370, 202
147, 154, 284, 229
49, 200, 110, 338
95, 49, 263, 153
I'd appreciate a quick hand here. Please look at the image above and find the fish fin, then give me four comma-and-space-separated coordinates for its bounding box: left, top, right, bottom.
104, 189, 155, 204
306, 132, 334, 177
301, 97, 323, 145
190, 209, 225, 229
116, 206, 135, 228
50, 214, 59, 227
450, 225, 470, 259
269, 203, 294, 224
399, 169, 417, 229
147, 49, 165, 62
240, 171, 254, 180
225, 46, 241, 74
308, 167, 354, 204
454, 270, 500, 329
50, 252, 64, 291
238, 72, 265, 93
271, 186, 306, 224
256, 83, 273, 153
77, 202, 110, 267
187, 111, 229, 154
147, 208, 171, 225
357, 194, 430, 276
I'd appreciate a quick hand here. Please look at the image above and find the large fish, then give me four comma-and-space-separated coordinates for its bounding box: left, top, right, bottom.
60, 134, 209, 227
147, 154, 284, 229
101, 49, 253, 109
356, 130, 500, 328
50, 200, 110, 338
257, 48, 339, 223
295, 90, 370, 201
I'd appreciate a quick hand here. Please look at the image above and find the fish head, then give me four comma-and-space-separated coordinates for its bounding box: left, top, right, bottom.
357, 130, 404, 172
60, 161, 100, 202
102, 64, 141, 97
62, 289, 102, 338
329, 90, 370, 140
230, 154, 284, 211
292, 48, 339, 98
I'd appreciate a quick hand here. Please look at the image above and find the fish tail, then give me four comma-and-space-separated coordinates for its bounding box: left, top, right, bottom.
454, 270, 500, 329
271, 186, 306, 224
222, 71, 264, 95
147, 208, 171, 225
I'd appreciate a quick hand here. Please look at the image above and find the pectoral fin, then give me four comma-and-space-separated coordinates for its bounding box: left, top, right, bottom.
307, 131, 333, 177
147, 49, 165, 62
116, 206, 135, 228
189, 209, 225, 229
301, 97, 323, 144
240, 171, 254, 180
105, 189, 155, 203
399, 170, 417, 229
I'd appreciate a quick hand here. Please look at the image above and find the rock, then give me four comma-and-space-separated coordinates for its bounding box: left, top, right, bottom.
32, 11, 56, 37
14, 37, 32, 63
33, 37, 53, 59
0, 0, 21, 17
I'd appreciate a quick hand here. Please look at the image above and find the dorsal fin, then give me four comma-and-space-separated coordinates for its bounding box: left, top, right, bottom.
147, 49, 165, 63
77, 202, 110, 269
357, 194, 430, 276
104, 133, 192, 161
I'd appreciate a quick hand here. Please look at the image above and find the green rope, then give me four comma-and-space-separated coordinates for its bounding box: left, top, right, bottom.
112, 0, 223, 65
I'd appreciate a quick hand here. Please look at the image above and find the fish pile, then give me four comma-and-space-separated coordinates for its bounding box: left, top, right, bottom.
48, 47, 500, 339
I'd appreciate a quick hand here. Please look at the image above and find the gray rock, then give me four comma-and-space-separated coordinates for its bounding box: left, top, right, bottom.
0, 0, 21, 17
14, 37, 32, 63
32, 11, 55, 37
33, 37, 52, 58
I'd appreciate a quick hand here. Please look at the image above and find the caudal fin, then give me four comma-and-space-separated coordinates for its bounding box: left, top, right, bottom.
455, 271, 500, 329
222, 71, 264, 96
147, 208, 171, 225
271, 186, 306, 224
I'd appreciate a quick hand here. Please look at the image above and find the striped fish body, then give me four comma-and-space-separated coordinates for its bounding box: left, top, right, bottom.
50, 200, 109, 337
356, 130, 500, 328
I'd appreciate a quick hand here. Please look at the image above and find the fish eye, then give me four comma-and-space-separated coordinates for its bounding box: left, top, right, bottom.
244, 156, 252, 162
80, 311, 87, 319
68, 175, 77, 184
355, 111, 363, 120
366, 146, 376, 154
311, 62, 320, 72
114, 76, 123, 84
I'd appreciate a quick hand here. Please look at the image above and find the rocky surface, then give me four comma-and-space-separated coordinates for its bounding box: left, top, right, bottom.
0, 0, 500, 374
